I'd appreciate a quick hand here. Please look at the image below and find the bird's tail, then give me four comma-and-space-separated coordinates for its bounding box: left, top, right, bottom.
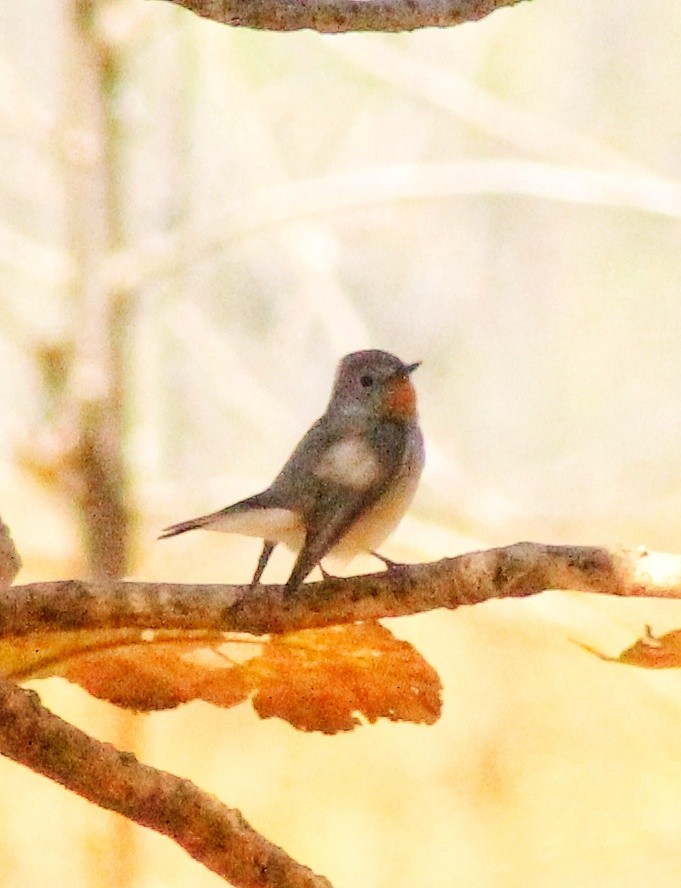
158, 514, 214, 539
158, 492, 287, 542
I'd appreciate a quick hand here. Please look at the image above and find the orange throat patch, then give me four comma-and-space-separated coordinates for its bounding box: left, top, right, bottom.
383, 375, 417, 419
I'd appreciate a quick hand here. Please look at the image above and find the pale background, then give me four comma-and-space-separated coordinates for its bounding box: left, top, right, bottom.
1, 0, 681, 885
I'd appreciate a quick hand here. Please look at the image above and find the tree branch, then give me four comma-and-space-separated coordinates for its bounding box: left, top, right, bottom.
152, 0, 528, 34
1, 539, 677, 885
1, 542, 679, 640
0, 679, 331, 888
106, 162, 681, 298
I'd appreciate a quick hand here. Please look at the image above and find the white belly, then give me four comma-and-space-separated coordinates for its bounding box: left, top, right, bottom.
208, 506, 305, 550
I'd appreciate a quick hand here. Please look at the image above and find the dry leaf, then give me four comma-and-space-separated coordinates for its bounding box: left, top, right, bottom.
0, 622, 442, 733
578, 625, 681, 669
247, 622, 442, 732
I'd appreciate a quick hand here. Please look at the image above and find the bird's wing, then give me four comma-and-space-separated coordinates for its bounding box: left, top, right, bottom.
158, 415, 372, 542
158, 415, 363, 542
280, 418, 410, 593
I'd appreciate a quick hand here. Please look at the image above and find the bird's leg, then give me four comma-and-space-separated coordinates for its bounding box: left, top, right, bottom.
250, 541, 276, 589
371, 551, 405, 572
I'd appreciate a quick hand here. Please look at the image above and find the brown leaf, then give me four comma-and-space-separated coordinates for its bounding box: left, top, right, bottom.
615, 625, 681, 668
0, 622, 442, 732
247, 622, 442, 733
60, 637, 253, 710
578, 625, 681, 669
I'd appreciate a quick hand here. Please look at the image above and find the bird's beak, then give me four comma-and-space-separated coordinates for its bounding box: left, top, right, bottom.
405, 361, 421, 374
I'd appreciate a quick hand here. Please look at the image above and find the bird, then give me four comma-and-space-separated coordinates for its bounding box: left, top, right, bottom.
160, 349, 424, 594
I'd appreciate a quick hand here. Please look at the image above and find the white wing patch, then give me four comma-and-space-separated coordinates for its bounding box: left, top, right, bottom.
313, 437, 380, 491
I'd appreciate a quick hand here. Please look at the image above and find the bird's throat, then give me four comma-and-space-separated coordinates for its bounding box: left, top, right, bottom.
383, 376, 417, 419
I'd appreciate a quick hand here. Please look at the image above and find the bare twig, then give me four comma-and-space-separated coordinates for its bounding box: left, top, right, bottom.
1, 542, 679, 639
152, 0, 527, 34
105, 161, 681, 297
0, 679, 331, 888
327, 38, 647, 174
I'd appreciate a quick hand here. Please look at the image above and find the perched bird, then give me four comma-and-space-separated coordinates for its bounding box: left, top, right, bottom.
160, 349, 424, 594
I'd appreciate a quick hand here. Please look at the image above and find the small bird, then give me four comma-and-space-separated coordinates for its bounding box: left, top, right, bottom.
160, 349, 424, 594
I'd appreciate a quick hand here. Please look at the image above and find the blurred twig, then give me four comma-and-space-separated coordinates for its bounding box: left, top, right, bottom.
0, 519, 21, 588
0, 679, 332, 888
326, 37, 649, 174
60, 0, 134, 580
106, 160, 681, 295
153, 0, 525, 34
0, 222, 70, 288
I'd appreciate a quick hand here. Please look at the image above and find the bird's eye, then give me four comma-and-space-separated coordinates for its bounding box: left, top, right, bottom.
360, 374, 374, 388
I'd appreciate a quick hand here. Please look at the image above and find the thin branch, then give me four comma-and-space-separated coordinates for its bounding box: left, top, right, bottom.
105, 161, 681, 296
1, 542, 680, 639
326, 38, 647, 174
0, 679, 331, 888
152, 0, 527, 34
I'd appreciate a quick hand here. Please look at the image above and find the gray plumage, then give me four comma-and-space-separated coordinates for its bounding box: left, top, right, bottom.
161, 350, 424, 594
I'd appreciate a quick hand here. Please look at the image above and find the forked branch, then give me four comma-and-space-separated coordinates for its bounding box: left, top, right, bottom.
1, 537, 679, 886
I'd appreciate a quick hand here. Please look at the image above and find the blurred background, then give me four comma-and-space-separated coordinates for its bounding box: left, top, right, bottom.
2, 0, 681, 885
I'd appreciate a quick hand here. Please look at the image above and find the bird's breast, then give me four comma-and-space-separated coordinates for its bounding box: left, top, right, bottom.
328, 424, 425, 563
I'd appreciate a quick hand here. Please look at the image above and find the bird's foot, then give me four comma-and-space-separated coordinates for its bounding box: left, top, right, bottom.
319, 562, 340, 581
371, 551, 407, 573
